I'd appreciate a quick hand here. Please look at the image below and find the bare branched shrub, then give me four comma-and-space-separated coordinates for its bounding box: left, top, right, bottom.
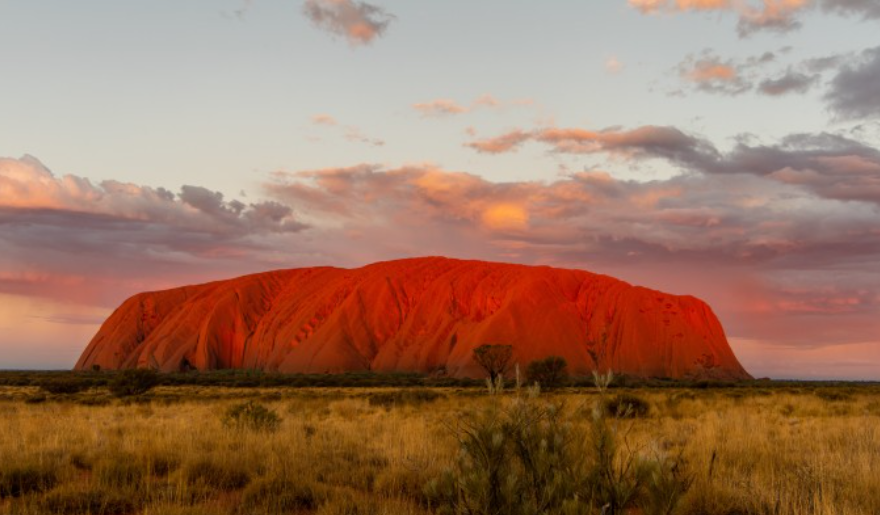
473, 344, 513, 381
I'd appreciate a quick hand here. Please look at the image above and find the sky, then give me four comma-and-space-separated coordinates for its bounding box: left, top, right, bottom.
1, 0, 879, 379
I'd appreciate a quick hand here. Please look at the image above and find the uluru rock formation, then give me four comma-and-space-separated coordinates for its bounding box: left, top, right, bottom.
75, 257, 751, 380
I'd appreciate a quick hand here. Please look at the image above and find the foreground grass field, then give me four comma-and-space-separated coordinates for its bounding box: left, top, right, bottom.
1, 378, 879, 514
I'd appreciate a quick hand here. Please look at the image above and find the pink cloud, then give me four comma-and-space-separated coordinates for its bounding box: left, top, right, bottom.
311, 114, 338, 125
605, 56, 624, 74
302, 0, 395, 46
309, 115, 384, 146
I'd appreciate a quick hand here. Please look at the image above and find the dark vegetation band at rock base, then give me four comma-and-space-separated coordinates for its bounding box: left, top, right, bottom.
6, 369, 764, 394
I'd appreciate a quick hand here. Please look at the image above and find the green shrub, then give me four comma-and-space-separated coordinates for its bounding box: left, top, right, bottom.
429, 372, 689, 515
222, 401, 282, 432
640, 456, 693, 515
525, 356, 568, 388
109, 369, 159, 397
0, 463, 58, 498
603, 393, 650, 418
426, 389, 590, 515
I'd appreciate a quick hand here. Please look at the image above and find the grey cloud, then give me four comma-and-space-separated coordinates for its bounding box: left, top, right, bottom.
821, 0, 880, 19
468, 125, 880, 206
825, 46, 880, 120
758, 71, 818, 96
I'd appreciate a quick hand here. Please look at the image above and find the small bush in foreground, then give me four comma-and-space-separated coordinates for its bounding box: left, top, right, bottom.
222, 401, 282, 432
0, 464, 58, 498
429, 372, 690, 515
40, 486, 137, 515
94, 455, 146, 490
239, 477, 322, 513
109, 369, 159, 397
603, 393, 650, 418
182, 459, 251, 490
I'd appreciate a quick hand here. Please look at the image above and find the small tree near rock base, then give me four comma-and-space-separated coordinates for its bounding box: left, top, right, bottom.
525, 356, 568, 389
473, 344, 513, 381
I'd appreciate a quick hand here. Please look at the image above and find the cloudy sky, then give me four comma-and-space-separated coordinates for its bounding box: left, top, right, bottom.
1, 0, 879, 378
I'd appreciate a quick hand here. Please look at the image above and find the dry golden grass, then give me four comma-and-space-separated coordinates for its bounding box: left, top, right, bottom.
0, 385, 878, 514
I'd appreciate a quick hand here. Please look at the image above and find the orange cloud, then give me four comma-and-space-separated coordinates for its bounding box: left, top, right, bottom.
412, 99, 468, 116
413, 94, 534, 117
686, 60, 737, 82
630, 0, 731, 13
466, 129, 532, 153
481, 204, 529, 231
629, 0, 812, 35
302, 0, 395, 46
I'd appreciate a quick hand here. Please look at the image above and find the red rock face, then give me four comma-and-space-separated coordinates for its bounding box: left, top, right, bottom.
75, 257, 752, 380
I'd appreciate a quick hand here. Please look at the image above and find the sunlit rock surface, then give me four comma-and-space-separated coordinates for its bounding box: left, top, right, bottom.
75, 257, 751, 380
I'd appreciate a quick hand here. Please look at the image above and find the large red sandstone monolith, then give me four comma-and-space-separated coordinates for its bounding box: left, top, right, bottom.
75, 257, 751, 380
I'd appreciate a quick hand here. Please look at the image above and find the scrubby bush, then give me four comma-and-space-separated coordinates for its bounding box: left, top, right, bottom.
603, 392, 651, 418
239, 476, 322, 513
640, 456, 693, 515
0, 463, 58, 498
182, 458, 251, 490
94, 455, 146, 490
108, 369, 159, 397
40, 486, 137, 514
427, 372, 689, 515
814, 389, 853, 402
525, 356, 568, 388
426, 386, 589, 515
367, 389, 444, 408
222, 401, 282, 432
36, 376, 91, 395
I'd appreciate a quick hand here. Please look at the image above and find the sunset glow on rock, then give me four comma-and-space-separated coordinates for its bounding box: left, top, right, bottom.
76, 257, 751, 380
